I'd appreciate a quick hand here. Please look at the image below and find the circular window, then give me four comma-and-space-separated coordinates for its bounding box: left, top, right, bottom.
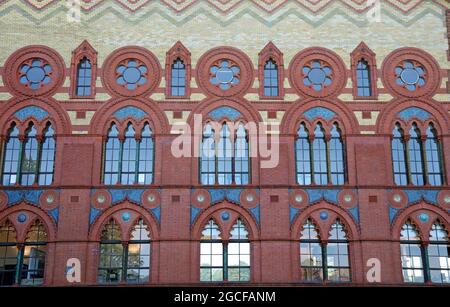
289, 47, 346, 98
102, 46, 161, 97
116, 59, 148, 90
382, 48, 440, 98
210, 60, 240, 90
196, 47, 254, 97
3, 46, 66, 97
303, 60, 333, 91
20, 59, 52, 90
395, 61, 425, 91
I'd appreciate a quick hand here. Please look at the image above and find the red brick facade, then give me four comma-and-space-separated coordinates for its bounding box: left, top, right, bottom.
0, 42, 449, 286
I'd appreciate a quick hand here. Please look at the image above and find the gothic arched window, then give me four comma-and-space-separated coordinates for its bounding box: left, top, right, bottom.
103, 123, 154, 185
75, 57, 92, 97
263, 59, 279, 97
295, 122, 346, 185
1, 122, 56, 186
200, 219, 250, 282
391, 123, 444, 186
200, 122, 250, 185
98, 218, 151, 284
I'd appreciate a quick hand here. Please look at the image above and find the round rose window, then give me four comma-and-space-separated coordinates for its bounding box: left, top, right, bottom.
302, 60, 333, 91
116, 59, 148, 90
395, 61, 425, 91
210, 60, 240, 91
19, 59, 52, 90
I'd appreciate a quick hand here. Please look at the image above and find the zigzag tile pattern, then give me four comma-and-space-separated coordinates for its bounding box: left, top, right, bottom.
0, 0, 448, 26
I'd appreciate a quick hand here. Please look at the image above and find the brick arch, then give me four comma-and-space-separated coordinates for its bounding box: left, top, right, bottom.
290, 202, 360, 241
191, 202, 259, 241
0, 96, 71, 136
89, 97, 169, 135
0, 203, 57, 242
89, 202, 160, 242
187, 96, 262, 127
281, 99, 359, 135
391, 202, 450, 241
376, 98, 450, 135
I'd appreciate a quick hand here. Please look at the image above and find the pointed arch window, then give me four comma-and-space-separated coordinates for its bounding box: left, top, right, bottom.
356, 60, 372, 97
326, 220, 351, 282
75, 57, 92, 97
299, 219, 323, 281
200, 122, 250, 185
263, 59, 279, 97
1, 122, 56, 186
171, 58, 186, 96
392, 123, 444, 186
0, 220, 48, 286
392, 124, 408, 185
408, 124, 424, 185
200, 219, 250, 282
22, 220, 47, 286
296, 122, 346, 186
98, 218, 151, 284
299, 219, 350, 282
400, 222, 425, 283
295, 123, 312, 185
424, 125, 443, 186
428, 223, 450, 283
103, 123, 154, 185
0, 221, 18, 286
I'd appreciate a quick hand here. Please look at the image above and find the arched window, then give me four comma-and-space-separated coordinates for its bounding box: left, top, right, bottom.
103, 123, 154, 185
329, 124, 345, 185
392, 123, 443, 186
424, 125, 443, 186
103, 124, 120, 185
0, 221, 18, 286
263, 59, 279, 97
295, 122, 346, 186
234, 124, 249, 185
121, 124, 137, 185
299, 218, 351, 282
171, 58, 186, 97
200, 219, 250, 282
1, 122, 56, 186
428, 223, 449, 283
313, 124, 328, 185
326, 220, 350, 282
98, 218, 151, 284
400, 222, 424, 283
0, 220, 48, 286
408, 124, 424, 185
392, 124, 408, 185
2, 124, 20, 185
200, 122, 250, 185
295, 123, 311, 185
98, 219, 123, 283
22, 220, 47, 286
75, 57, 92, 97
38, 124, 55, 186
200, 220, 223, 282
200, 124, 216, 185
299, 219, 323, 281
21, 124, 39, 186
126, 219, 151, 283
356, 60, 371, 97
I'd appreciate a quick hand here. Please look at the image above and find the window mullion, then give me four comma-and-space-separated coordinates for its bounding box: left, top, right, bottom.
17, 140, 24, 185
326, 138, 332, 185
223, 243, 228, 282
122, 243, 128, 283
35, 138, 43, 184
322, 242, 328, 281
421, 138, 429, 185
421, 244, 430, 283
404, 139, 412, 185
15, 245, 24, 285
118, 140, 124, 184
135, 139, 141, 184
310, 138, 315, 185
